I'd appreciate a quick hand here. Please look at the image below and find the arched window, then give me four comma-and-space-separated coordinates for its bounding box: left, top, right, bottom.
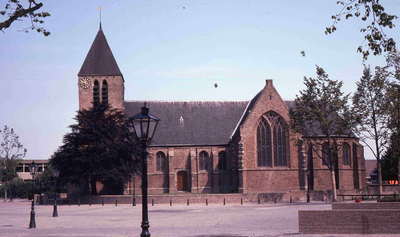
273, 117, 287, 166
322, 142, 330, 166
199, 151, 209, 171
257, 117, 272, 167
93, 80, 100, 105
156, 151, 166, 172
257, 112, 288, 167
343, 143, 351, 166
218, 151, 227, 170
102, 80, 108, 105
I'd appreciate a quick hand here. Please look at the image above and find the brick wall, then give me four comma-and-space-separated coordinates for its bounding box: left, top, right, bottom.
79, 75, 124, 111
125, 146, 238, 195
299, 209, 400, 234
332, 202, 400, 210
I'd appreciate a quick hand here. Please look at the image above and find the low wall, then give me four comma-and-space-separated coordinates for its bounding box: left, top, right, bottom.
332, 202, 400, 210
299, 209, 400, 234
53, 191, 319, 205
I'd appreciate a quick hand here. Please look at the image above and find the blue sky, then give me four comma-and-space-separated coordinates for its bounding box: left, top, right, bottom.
1, 0, 399, 160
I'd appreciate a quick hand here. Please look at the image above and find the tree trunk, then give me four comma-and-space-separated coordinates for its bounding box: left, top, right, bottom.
377, 160, 383, 196
90, 178, 97, 195
330, 168, 337, 202
4, 187, 7, 202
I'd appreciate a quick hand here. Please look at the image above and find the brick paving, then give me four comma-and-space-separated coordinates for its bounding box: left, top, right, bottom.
1, 199, 400, 237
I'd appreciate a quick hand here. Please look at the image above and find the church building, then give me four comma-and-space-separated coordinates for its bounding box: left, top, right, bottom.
77, 26, 366, 195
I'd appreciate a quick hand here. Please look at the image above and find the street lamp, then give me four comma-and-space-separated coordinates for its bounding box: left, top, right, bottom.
52, 169, 60, 217
129, 104, 160, 237
29, 161, 38, 228
306, 169, 311, 203
132, 171, 136, 206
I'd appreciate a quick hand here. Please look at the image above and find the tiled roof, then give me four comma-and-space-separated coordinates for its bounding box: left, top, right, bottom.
124, 100, 248, 146
78, 26, 122, 77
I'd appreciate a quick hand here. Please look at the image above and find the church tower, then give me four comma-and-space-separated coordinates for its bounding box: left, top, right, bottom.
78, 24, 124, 111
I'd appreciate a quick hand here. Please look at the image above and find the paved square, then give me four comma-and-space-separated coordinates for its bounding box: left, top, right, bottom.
0, 199, 398, 236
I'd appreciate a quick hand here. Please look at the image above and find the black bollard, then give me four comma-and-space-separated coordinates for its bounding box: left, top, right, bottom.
224, 198, 226, 205
206, 199, 208, 206
152, 199, 154, 206
274, 197, 277, 204
187, 199, 189, 206
115, 200, 117, 206
241, 198, 243, 205
89, 199, 91, 206
102, 199, 104, 206
258, 197, 260, 204
170, 199, 172, 206
290, 197, 292, 203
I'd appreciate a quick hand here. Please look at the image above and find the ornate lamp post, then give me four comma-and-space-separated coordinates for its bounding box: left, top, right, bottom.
132, 171, 136, 206
129, 104, 160, 237
52, 169, 60, 217
29, 161, 38, 228
306, 169, 311, 203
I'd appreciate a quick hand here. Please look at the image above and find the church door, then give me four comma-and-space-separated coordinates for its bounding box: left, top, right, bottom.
177, 171, 188, 191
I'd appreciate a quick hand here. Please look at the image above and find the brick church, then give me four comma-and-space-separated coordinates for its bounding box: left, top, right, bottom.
77, 26, 366, 195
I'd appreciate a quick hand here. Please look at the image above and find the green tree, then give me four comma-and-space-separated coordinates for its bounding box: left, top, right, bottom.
381, 133, 399, 181
289, 66, 354, 201
50, 103, 141, 195
326, 0, 398, 60
0, 125, 26, 200
0, 0, 50, 36
385, 52, 400, 192
352, 65, 390, 195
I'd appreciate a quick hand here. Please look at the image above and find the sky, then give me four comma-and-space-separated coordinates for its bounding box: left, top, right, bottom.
1, 0, 400, 160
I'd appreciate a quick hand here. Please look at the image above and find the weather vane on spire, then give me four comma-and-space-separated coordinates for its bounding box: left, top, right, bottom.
99, 6, 104, 29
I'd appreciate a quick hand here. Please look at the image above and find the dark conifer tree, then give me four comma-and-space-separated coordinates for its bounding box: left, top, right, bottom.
51, 103, 141, 195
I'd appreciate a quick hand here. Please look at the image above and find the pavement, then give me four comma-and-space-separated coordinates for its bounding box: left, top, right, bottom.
1, 199, 400, 237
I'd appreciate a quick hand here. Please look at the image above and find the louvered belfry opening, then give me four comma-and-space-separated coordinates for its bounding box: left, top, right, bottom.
93, 80, 100, 105
102, 80, 108, 105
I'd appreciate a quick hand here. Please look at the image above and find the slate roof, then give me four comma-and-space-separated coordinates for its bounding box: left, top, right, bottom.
124, 100, 248, 146
78, 26, 123, 77
123, 94, 356, 147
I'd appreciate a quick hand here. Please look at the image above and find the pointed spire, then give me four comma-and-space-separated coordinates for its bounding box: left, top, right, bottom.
99, 7, 103, 30
78, 27, 122, 77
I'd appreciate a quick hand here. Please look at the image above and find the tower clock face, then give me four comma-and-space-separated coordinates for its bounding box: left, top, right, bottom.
80, 78, 91, 89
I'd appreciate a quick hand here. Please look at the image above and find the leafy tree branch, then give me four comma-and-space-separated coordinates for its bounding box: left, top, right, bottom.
0, 0, 50, 36
326, 0, 397, 60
